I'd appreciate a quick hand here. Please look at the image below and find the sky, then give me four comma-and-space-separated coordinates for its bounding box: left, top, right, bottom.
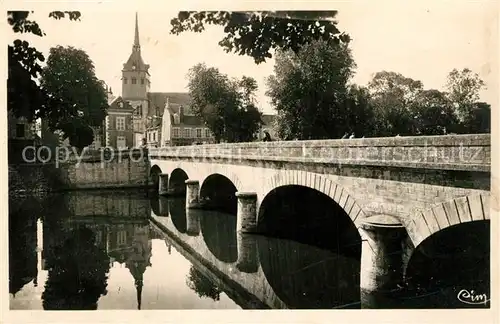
5, 1, 498, 114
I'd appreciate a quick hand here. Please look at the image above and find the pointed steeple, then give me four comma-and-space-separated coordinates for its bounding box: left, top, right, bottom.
135, 278, 143, 310
123, 12, 149, 72
134, 12, 140, 49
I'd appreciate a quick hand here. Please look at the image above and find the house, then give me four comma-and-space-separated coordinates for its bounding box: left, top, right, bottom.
8, 110, 41, 163
104, 97, 134, 148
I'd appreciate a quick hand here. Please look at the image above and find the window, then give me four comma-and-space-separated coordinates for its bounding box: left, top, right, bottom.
153, 132, 156, 141
183, 128, 191, 138
196, 128, 202, 138
204, 128, 210, 138
132, 77, 137, 84
116, 136, 126, 148
16, 124, 25, 138
116, 117, 126, 130
117, 230, 127, 245
148, 132, 151, 141
172, 127, 180, 138
141, 78, 145, 85
123, 78, 127, 84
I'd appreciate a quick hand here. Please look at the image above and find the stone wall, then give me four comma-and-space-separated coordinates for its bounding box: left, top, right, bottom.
58, 149, 150, 190
149, 134, 490, 172
65, 190, 151, 219
9, 149, 151, 193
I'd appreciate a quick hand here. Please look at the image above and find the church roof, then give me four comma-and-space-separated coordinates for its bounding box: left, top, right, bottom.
108, 96, 134, 112
147, 92, 193, 116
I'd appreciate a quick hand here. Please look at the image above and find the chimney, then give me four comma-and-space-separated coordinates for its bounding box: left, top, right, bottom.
179, 105, 184, 123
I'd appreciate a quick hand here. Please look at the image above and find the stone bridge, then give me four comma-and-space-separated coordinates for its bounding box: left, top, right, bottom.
148, 134, 491, 301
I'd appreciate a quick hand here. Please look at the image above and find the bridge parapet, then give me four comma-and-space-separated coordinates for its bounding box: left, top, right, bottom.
149, 134, 490, 172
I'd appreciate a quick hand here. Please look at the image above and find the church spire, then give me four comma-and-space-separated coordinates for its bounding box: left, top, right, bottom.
134, 12, 140, 49
136, 278, 143, 310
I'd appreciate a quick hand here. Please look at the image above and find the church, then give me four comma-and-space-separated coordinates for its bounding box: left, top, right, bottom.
101, 13, 217, 149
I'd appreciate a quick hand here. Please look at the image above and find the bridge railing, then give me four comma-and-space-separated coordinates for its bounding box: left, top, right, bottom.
149, 134, 490, 172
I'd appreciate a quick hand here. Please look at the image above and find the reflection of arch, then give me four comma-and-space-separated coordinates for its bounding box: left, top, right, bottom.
169, 168, 188, 196
169, 198, 186, 233
150, 196, 169, 217
200, 210, 237, 263
150, 195, 160, 216
260, 171, 366, 224
404, 220, 490, 308
257, 236, 360, 309
405, 193, 490, 248
200, 173, 238, 215
258, 185, 362, 254
150, 165, 162, 190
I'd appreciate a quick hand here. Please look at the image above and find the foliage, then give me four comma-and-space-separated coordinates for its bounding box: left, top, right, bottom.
7, 11, 81, 122
40, 46, 108, 149
445, 68, 486, 122
459, 102, 491, 133
171, 11, 349, 64
410, 89, 458, 135
42, 226, 110, 310
185, 266, 221, 301
187, 63, 263, 143
367, 71, 424, 136
266, 40, 357, 140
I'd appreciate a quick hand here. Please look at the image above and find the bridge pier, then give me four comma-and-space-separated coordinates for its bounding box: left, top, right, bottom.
185, 180, 202, 209
159, 174, 169, 196
186, 208, 201, 236
236, 233, 259, 273
235, 192, 258, 233
158, 196, 169, 216
359, 215, 410, 309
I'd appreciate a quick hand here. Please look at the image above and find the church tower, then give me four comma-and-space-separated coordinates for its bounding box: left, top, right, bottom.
122, 13, 150, 146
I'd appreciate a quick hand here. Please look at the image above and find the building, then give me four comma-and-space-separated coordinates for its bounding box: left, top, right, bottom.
8, 110, 42, 163
104, 97, 135, 148
101, 13, 276, 149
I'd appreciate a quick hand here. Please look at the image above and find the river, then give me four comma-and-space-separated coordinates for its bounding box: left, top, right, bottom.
8, 189, 490, 310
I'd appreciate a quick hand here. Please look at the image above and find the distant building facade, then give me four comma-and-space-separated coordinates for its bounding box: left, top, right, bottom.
99, 13, 276, 149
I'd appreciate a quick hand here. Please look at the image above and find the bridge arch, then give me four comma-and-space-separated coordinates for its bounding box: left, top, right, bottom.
259, 170, 366, 224
200, 173, 238, 215
150, 164, 163, 190
405, 193, 490, 248
169, 168, 189, 195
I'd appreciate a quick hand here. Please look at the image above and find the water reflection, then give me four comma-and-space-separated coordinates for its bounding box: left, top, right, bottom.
257, 236, 361, 309
9, 191, 239, 310
10, 191, 490, 310
169, 197, 187, 233
186, 265, 222, 301
42, 226, 110, 310
9, 196, 40, 296
200, 210, 238, 264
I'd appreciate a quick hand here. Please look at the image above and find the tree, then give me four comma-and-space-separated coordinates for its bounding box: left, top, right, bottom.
461, 102, 491, 133
187, 63, 263, 143
266, 39, 358, 140
411, 89, 458, 135
342, 85, 377, 137
40, 46, 108, 150
367, 71, 424, 136
7, 11, 81, 122
445, 68, 486, 122
170, 11, 350, 64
